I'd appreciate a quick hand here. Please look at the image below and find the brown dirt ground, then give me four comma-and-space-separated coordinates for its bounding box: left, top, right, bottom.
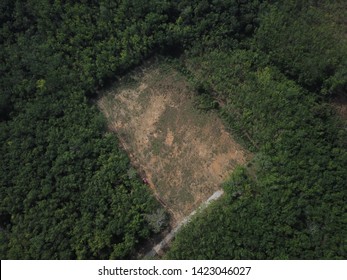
98, 63, 250, 225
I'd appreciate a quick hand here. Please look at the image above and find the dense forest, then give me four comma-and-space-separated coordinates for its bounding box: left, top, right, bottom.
167, 1, 347, 259
1, 0, 346, 259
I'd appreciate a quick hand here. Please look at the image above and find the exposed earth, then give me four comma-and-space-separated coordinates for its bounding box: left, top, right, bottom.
98, 63, 250, 225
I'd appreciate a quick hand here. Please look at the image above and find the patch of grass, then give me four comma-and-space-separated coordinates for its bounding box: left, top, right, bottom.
156, 107, 178, 132
151, 138, 163, 156
176, 187, 194, 205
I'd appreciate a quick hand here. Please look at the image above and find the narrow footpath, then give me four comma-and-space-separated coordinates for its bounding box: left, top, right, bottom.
145, 190, 224, 258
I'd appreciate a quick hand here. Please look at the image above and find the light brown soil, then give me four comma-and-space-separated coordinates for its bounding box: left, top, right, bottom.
98, 63, 250, 225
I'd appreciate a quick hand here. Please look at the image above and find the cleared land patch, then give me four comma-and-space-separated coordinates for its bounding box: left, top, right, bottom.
98, 63, 249, 225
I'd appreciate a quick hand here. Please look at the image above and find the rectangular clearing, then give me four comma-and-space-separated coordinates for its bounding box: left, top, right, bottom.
98, 63, 249, 225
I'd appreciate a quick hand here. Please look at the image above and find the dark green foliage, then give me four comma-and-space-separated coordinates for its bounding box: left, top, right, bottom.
254, 0, 347, 95
174, 0, 262, 52
1, 0, 346, 260
167, 49, 347, 259
0, 90, 161, 259
2, 0, 262, 259
167, 1, 347, 258
0, 0, 180, 259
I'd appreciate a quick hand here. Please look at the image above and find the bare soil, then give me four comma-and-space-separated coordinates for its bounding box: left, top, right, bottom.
98, 63, 250, 225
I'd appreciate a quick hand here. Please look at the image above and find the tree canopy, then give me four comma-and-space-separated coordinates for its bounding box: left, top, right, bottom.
1, 0, 346, 259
